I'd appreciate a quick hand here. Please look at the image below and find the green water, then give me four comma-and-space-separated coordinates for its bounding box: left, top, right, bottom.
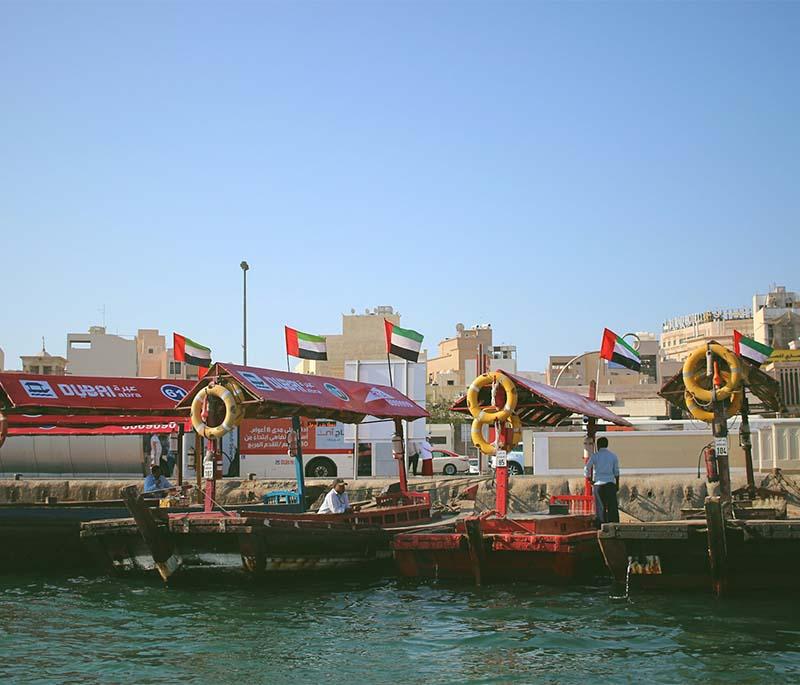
1, 573, 798, 684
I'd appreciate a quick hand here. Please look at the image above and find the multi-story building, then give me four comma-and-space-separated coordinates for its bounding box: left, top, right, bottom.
296, 306, 402, 379
426, 323, 518, 403
661, 309, 753, 361
753, 285, 800, 348
546, 334, 663, 388
136, 329, 200, 380
64, 326, 200, 379
20, 340, 67, 375
544, 333, 683, 419
66, 326, 137, 376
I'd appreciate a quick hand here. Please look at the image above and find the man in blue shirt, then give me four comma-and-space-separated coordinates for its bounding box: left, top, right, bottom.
143, 464, 172, 496
584, 437, 620, 526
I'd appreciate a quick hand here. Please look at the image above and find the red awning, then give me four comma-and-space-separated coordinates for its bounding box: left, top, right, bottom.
0, 373, 195, 416
7, 420, 189, 437
451, 371, 632, 427
177, 363, 428, 424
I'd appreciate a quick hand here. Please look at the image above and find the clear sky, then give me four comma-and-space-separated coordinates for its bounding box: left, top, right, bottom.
2, 0, 798, 373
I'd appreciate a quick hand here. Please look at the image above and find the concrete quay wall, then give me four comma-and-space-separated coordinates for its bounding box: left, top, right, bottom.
1, 474, 797, 522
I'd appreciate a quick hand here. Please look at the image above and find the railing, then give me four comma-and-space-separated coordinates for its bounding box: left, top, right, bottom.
549, 494, 595, 515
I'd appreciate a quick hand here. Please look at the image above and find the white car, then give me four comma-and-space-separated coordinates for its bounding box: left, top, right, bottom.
430, 449, 471, 475
489, 443, 525, 475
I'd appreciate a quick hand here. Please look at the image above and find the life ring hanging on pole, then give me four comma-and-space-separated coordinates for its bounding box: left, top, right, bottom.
467, 372, 518, 424
471, 418, 497, 456
190, 381, 245, 439
682, 344, 741, 403
685, 390, 742, 423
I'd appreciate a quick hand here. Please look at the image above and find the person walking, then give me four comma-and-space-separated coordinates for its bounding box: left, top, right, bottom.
420, 435, 434, 477
584, 436, 620, 527
408, 444, 420, 476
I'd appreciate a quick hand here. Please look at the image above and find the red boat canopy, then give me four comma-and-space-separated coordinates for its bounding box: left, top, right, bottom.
0, 373, 195, 416
176, 363, 428, 424
7, 420, 189, 437
451, 371, 632, 427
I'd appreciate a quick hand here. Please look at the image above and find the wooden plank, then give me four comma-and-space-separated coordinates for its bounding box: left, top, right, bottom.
121, 485, 181, 581
464, 519, 487, 587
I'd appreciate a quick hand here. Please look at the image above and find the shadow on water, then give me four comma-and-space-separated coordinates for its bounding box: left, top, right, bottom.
1, 569, 799, 685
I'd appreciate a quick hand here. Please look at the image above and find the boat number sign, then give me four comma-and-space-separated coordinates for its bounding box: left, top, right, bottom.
495, 450, 508, 468
714, 437, 728, 457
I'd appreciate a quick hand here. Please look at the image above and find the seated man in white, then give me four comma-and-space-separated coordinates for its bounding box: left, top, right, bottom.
317, 478, 357, 514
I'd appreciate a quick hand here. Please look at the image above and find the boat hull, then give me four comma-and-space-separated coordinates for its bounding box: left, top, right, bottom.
393, 514, 604, 584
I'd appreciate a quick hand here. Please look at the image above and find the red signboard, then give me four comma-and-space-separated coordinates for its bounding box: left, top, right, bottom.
239, 418, 352, 455
0, 373, 195, 415
178, 363, 427, 423
8, 421, 188, 437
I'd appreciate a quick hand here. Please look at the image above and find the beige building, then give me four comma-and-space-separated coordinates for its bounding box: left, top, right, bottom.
544, 334, 683, 419
20, 340, 67, 375
546, 334, 663, 388
661, 309, 753, 361
64, 326, 201, 379
296, 306, 402, 379
753, 285, 800, 348
136, 329, 201, 380
67, 326, 137, 376
426, 324, 519, 403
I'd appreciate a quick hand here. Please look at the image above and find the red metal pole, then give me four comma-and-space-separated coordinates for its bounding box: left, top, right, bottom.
495, 422, 510, 516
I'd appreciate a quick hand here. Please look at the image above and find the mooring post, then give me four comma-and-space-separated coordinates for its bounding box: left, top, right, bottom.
121, 485, 181, 581
705, 496, 728, 597
465, 517, 486, 587
740, 391, 756, 499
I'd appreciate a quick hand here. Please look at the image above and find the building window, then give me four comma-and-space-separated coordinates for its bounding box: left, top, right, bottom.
148, 347, 154, 354
446, 380, 454, 386
42, 366, 52, 375
169, 361, 182, 375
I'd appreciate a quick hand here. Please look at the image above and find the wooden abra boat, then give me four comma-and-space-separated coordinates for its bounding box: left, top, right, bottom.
394, 512, 603, 584
82, 488, 434, 579
393, 371, 632, 585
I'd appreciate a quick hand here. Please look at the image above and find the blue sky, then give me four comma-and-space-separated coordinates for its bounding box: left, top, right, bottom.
1, 1, 798, 373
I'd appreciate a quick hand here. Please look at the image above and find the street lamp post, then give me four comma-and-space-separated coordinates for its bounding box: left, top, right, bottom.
240, 261, 249, 365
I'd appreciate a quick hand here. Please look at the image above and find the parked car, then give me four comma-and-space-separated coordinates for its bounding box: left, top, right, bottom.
489, 443, 525, 475
431, 449, 471, 475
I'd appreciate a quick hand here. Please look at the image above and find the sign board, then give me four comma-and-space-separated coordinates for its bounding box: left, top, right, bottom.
495, 450, 508, 467
239, 418, 351, 456
714, 437, 728, 457
767, 350, 800, 363
203, 459, 215, 479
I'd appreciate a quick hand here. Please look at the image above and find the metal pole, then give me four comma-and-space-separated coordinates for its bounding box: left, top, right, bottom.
740, 389, 756, 499
240, 261, 249, 365
554, 351, 596, 388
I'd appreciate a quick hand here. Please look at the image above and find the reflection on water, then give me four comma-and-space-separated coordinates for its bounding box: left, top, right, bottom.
0, 572, 798, 684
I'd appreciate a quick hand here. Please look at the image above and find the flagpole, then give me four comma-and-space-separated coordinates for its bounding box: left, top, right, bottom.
387, 353, 394, 388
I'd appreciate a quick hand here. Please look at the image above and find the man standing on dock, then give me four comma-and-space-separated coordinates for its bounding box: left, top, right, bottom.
584, 437, 620, 527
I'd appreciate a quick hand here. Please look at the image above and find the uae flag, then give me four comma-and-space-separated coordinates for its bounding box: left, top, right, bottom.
173, 333, 212, 378
285, 326, 327, 361
600, 328, 641, 372
734, 330, 773, 366
385, 320, 423, 363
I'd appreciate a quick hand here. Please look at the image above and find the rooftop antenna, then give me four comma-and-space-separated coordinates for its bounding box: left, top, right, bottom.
98, 304, 106, 327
